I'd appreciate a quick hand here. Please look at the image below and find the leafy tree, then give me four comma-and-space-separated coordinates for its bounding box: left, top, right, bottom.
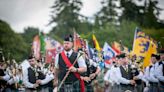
96, 0, 119, 26
20, 27, 40, 55
119, 0, 163, 28
142, 0, 163, 28
0, 20, 28, 62
119, 0, 144, 23
49, 0, 83, 37
21, 27, 40, 44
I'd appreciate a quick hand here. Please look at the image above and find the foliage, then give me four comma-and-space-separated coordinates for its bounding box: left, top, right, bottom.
0, 20, 28, 62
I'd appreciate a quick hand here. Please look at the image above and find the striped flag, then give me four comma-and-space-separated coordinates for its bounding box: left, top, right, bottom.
112, 41, 121, 54
103, 42, 118, 66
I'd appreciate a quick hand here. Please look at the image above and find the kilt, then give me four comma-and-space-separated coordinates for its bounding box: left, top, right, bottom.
149, 82, 159, 92
59, 80, 80, 92
85, 83, 94, 92
159, 82, 164, 92
120, 84, 136, 92
111, 84, 121, 92
135, 83, 144, 92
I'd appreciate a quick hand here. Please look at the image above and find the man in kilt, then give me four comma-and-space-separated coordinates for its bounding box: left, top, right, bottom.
156, 49, 164, 92
55, 34, 87, 92
80, 49, 101, 92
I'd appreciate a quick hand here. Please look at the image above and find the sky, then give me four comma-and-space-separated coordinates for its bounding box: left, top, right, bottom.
0, 0, 164, 33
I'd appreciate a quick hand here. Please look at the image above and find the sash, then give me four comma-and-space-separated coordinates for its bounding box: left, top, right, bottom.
61, 51, 85, 92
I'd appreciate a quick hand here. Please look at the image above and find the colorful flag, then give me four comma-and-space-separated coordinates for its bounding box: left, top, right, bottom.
132, 28, 157, 58
32, 35, 40, 60
92, 34, 101, 51
85, 40, 96, 60
103, 42, 117, 60
103, 42, 118, 67
112, 41, 121, 54
39, 32, 46, 55
73, 32, 83, 52
143, 41, 156, 68
45, 37, 63, 63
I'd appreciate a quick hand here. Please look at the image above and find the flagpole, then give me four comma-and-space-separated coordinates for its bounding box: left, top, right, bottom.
132, 27, 138, 53
73, 28, 76, 51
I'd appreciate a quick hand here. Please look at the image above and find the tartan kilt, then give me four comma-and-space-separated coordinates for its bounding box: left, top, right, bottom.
159, 83, 164, 92
59, 80, 80, 92
85, 84, 94, 92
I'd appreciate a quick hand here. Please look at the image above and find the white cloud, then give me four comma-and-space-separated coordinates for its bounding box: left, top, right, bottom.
80, 0, 102, 17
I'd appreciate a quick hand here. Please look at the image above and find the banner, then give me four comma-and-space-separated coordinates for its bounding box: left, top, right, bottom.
32, 35, 40, 60
92, 34, 101, 51
132, 28, 157, 58
45, 37, 63, 63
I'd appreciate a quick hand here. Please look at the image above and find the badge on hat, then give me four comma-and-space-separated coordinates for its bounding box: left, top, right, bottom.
64, 34, 73, 42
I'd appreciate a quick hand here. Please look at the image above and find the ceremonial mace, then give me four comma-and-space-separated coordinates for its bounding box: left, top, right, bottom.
57, 51, 84, 91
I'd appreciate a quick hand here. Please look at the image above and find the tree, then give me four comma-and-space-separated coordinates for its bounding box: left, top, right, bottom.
96, 0, 119, 26
119, 0, 144, 23
119, 0, 163, 28
21, 27, 40, 45
142, 0, 163, 28
49, 0, 83, 37
0, 20, 28, 62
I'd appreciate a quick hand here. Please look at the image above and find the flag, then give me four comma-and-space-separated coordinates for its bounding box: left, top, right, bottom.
92, 34, 101, 51
143, 42, 156, 68
32, 35, 40, 60
73, 32, 83, 52
112, 41, 121, 54
132, 27, 157, 58
45, 37, 63, 63
39, 32, 46, 55
46, 49, 56, 63
103, 42, 117, 60
85, 40, 93, 59
103, 42, 117, 67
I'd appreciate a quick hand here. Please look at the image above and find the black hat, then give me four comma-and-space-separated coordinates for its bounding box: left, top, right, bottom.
28, 55, 34, 60
116, 53, 126, 59
64, 34, 73, 42
151, 54, 160, 60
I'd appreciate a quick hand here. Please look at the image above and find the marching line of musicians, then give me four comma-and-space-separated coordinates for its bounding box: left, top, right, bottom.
0, 35, 164, 92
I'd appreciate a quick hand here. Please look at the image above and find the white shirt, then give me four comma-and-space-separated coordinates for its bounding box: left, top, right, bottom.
2, 73, 10, 81
88, 59, 99, 67
117, 65, 131, 84
156, 61, 164, 82
55, 49, 86, 68
104, 65, 120, 85
40, 73, 54, 85
23, 66, 35, 88
145, 64, 159, 83
7, 76, 19, 85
